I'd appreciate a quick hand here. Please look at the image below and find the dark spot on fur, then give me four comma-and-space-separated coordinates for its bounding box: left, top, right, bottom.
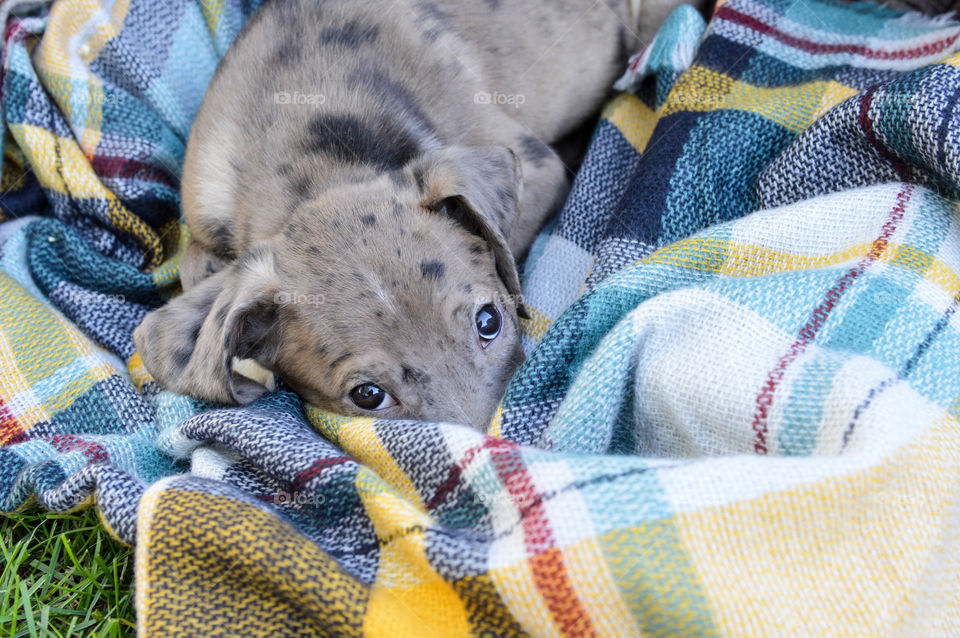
416, 1, 450, 41
389, 171, 407, 187
331, 352, 352, 369
520, 136, 552, 168
352, 272, 365, 281
469, 244, 485, 255
420, 260, 445, 280
290, 175, 313, 200
270, 41, 300, 67
412, 166, 427, 193
229, 300, 279, 363
203, 220, 236, 260
214, 303, 230, 326
173, 345, 193, 369
307, 246, 321, 256
277, 162, 293, 177
471, 258, 481, 266
314, 344, 328, 356
375, 310, 383, 319
285, 220, 309, 238
401, 365, 431, 384
460, 283, 472, 293
301, 113, 419, 169
172, 317, 204, 368
348, 64, 436, 139
319, 20, 379, 47
361, 214, 377, 227
396, 249, 402, 258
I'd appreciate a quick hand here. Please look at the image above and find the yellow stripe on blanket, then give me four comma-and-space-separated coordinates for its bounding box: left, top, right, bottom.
200, 0, 228, 38
812, 81, 860, 120
0, 327, 51, 433
0, 273, 113, 432
356, 468, 471, 637
9, 123, 163, 266
14, 123, 113, 198
645, 238, 960, 299
136, 482, 367, 636
34, 0, 130, 76
602, 92, 658, 154
677, 413, 960, 636
521, 304, 553, 343
333, 417, 425, 510
939, 50, 960, 68
665, 67, 839, 134
487, 559, 562, 637
35, 0, 130, 157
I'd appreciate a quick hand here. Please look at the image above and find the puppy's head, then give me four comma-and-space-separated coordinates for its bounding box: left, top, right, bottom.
134, 146, 527, 431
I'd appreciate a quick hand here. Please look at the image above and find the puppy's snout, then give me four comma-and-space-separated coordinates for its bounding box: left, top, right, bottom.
447, 381, 509, 432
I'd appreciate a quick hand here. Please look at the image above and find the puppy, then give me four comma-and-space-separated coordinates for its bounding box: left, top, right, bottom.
134, 0, 697, 430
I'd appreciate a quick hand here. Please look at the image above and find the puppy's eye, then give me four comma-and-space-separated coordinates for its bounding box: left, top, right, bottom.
475, 304, 501, 346
350, 383, 396, 411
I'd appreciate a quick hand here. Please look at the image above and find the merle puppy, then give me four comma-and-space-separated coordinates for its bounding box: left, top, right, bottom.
133, 0, 696, 430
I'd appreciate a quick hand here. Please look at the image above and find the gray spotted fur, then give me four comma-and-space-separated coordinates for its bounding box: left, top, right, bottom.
134, 0, 700, 429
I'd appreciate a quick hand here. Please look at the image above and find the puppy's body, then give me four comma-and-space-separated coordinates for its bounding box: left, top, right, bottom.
135, 0, 696, 429
185, 0, 642, 260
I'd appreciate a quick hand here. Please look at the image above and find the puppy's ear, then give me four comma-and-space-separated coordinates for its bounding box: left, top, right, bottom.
411, 146, 529, 318
133, 246, 282, 404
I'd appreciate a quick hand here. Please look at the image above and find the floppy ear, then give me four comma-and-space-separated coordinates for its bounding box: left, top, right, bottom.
133, 246, 282, 404
411, 146, 529, 318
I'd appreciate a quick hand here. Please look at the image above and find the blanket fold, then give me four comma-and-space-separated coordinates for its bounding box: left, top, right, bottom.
2, 0, 959, 635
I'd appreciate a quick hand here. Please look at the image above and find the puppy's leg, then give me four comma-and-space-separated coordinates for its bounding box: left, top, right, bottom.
180, 241, 227, 291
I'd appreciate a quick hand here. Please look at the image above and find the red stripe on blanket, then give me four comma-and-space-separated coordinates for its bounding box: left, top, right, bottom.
426, 436, 517, 510
490, 447, 598, 638
0, 398, 24, 446
718, 6, 960, 60
858, 89, 915, 181
90, 156, 175, 186
49, 434, 108, 463
750, 184, 914, 453
291, 456, 350, 491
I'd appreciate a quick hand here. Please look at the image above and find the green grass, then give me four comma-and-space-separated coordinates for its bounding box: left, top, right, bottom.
0, 509, 136, 637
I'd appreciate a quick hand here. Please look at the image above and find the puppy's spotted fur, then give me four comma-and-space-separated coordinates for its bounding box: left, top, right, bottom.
134, 0, 700, 430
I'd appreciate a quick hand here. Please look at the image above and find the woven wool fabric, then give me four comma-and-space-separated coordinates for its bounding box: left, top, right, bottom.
2, 0, 960, 636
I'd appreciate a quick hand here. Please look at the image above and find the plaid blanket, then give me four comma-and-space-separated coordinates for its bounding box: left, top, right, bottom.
2, 0, 960, 635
